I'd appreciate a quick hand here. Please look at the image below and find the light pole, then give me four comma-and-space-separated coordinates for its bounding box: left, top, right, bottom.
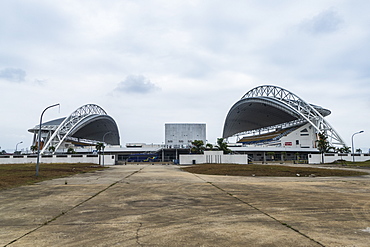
351, 130, 364, 162
102, 131, 111, 166
36, 103, 60, 176
15, 141, 23, 153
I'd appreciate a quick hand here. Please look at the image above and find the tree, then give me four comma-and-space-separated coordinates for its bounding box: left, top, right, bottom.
295, 152, 300, 162
356, 148, 362, 154
67, 147, 75, 154
95, 142, 105, 166
48, 146, 56, 153
30, 145, 38, 154
337, 145, 351, 154
191, 140, 205, 154
216, 138, 231, 154
316, 133, 334, 163
205, 143, 214, 150
281, 151, 287, 163
95, 142, 105, 153
267, 152, 275, 161
336, 145, 351, 165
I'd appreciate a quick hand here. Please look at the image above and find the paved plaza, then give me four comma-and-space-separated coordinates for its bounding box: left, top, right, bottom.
1, 164, 370, 246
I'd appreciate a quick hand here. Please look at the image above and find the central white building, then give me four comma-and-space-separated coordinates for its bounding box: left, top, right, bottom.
165, 123, 206, 148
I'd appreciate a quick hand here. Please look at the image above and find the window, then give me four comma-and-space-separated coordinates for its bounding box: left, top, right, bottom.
296, 140, 299, 145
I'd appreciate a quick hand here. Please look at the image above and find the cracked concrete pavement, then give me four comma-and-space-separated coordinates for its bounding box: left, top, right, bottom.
1, 164, 370, 246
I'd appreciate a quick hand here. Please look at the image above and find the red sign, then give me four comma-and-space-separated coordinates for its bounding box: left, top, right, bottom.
285, 142, 292, 146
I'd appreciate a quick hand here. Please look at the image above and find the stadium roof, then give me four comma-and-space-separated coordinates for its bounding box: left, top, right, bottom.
29, 104, 120, 153
222, 85, 345, 146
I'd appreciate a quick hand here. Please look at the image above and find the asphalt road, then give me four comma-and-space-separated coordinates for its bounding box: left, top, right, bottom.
1, 164, 370, 246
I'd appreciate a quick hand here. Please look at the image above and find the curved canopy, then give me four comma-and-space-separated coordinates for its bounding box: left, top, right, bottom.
222, 85, 345, 146
30, 104, 120, 153
68, 114, 119, 145
223, 97, 300, 138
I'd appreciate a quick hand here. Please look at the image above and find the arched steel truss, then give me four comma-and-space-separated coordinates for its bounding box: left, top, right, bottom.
231, 85, 345, 146
41, 104, 110, 154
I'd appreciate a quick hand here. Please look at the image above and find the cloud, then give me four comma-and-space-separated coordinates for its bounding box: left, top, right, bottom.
115, 75, 160, 94
300, 9, 343, 34
0, 68, 26, 82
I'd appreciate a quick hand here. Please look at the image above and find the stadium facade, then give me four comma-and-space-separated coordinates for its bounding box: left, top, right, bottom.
28, 104, 120, 154
222, 85, 346, 161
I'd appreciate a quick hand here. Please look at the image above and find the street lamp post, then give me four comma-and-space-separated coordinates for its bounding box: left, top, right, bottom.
102, 131, 111, 166
36, 103, 60, 176
15, 141, 23, 153
351, 130, 364, 162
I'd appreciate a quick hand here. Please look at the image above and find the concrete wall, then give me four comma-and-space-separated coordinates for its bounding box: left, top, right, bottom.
308, 153, 370, 164
180, 151, 248, 165
0, 154, 116, 166
165, 123, 206, 148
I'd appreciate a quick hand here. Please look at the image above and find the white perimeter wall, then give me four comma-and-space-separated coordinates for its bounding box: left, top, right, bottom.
308, 153, 370, 164
0, 154, 116, 166
180, 151, 248, 165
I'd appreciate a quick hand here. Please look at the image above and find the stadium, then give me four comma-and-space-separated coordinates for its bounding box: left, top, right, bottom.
222, 85, 346, 162
28, 104, 120, 154
3, 85, 355, 164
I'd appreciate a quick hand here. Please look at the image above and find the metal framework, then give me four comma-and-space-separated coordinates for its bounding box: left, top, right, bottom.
40, 104, 109, 154
229, 85, 345, 146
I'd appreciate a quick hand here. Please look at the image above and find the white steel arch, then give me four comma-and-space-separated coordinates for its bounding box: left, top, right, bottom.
238, 85, 345, 146
41, 104, 108, 154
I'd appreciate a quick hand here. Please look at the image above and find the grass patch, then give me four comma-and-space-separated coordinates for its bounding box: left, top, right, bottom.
331, 159, 370, 167
182, 163, 369, 177
0, 163, 106, 190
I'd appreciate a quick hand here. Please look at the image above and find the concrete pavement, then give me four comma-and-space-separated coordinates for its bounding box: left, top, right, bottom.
1, 164, 370, 246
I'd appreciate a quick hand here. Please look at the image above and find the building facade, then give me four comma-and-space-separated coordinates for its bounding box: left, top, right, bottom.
165, 123, 206, 148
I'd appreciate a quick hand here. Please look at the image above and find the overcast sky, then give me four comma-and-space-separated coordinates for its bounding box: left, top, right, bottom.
1, 0, 369, 152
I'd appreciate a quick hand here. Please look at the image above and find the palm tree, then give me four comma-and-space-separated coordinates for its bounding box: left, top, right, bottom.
337, 145, 351, 154
95, 142, 105, 153
216, 138, 231, 154
336, 146, 350, 164
95, 142, 105, 166
316, 133, 334, 163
